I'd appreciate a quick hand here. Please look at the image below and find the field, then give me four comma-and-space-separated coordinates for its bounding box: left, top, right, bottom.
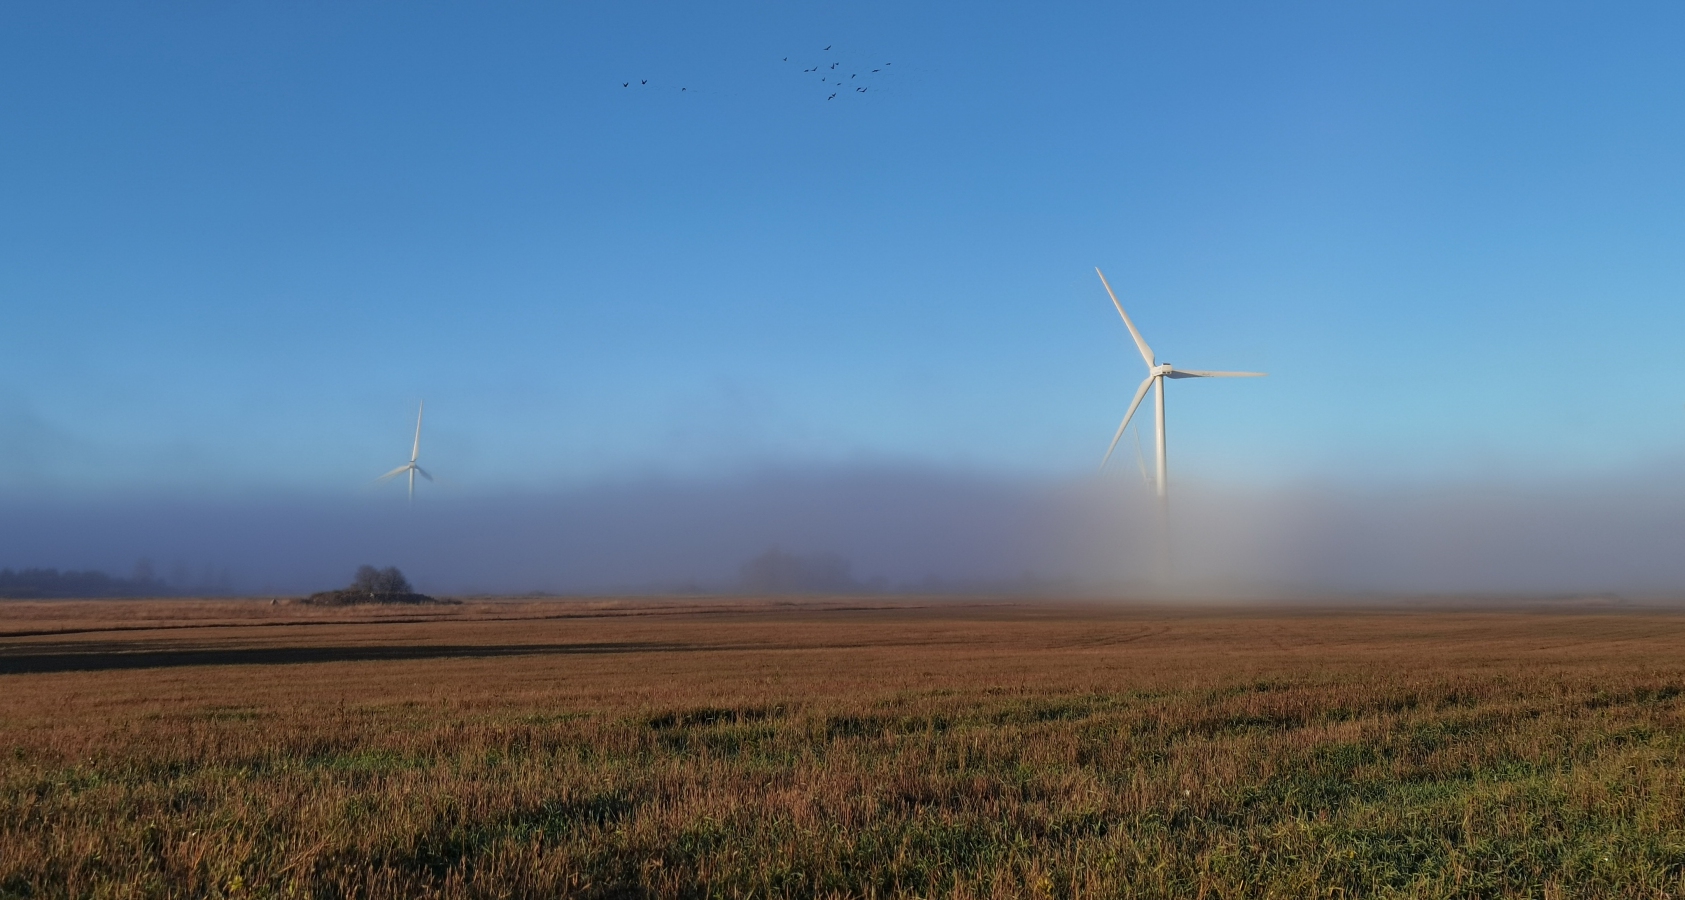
5, 597, 1685, 898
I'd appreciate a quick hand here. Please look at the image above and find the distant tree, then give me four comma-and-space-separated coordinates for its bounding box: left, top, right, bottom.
350, 565, 412, 595
0, 566, 175, 599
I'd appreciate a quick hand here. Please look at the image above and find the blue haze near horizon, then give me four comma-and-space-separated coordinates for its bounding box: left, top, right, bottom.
5, 3, 1685, 591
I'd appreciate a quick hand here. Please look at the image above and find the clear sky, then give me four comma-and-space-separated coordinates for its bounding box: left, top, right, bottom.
5, 1, 1685, 502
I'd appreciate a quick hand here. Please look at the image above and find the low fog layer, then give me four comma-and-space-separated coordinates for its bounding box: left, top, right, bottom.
3, 461, 1684, 596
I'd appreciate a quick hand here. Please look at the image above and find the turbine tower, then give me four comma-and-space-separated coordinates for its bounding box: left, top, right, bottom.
378, 400, 432, 503
1095, 268, 1264, 499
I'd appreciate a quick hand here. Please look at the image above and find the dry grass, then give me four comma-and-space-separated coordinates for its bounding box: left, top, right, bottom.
5, 597, 1685, 898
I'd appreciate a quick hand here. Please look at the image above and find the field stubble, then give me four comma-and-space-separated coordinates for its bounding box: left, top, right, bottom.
4, 597, 1685, 898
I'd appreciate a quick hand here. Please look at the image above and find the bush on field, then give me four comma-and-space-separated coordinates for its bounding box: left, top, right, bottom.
303, 565, 452, 606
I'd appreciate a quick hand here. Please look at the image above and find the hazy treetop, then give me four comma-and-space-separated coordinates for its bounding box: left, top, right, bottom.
351, 566, 412, 595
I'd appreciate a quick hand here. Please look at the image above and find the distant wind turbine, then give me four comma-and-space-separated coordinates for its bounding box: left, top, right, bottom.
378, 400, 432, 503
1095, 268, 1264, 499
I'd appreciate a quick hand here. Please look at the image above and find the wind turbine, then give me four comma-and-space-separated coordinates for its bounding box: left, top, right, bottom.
1095, 268, 1264, 499
379, 400, 432, 503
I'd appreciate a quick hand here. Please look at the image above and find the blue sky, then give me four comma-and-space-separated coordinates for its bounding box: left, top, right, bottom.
5, 1, 1685, 501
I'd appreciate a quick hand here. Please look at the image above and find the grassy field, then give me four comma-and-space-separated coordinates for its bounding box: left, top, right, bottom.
4, 597, 1685, 898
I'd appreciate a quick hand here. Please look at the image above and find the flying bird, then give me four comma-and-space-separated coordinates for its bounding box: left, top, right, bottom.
824, 45, 831, 50
641, 80, 647, 84
782, 57, 788, 61
828, 93, 836, 100
872, 69, 879, 72
851, 74, 856, 78
622, 82, 628, 87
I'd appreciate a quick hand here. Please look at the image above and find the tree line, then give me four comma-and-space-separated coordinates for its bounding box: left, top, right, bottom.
0, 566, 174, 599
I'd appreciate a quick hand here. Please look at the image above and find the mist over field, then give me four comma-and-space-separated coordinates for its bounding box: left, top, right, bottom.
4, 458, 1685, 597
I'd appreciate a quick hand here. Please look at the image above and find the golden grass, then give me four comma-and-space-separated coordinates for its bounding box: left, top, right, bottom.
4, 597, 1685, 898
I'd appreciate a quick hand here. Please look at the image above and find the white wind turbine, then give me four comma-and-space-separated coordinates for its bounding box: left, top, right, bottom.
378, 400, 433, 503
1096, 268, 1264, 498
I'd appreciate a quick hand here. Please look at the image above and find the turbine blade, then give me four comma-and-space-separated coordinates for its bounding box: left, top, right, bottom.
1165, 369, 1267, 378
411, 400, 424, 463
414, 466, 434, 482
1101, 375, 1157, 469
378, 465, 410, 481
1095, 267, 1155, 368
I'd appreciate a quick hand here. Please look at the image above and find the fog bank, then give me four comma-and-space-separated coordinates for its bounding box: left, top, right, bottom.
2, 461, 1684, 596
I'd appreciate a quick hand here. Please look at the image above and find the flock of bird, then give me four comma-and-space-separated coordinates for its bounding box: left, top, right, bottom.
391, 46, 900, 503
620, 45, 893, 101
792, 44, 892, 101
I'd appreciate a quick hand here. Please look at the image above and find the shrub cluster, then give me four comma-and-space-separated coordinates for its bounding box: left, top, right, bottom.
302, 565, 451, 605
